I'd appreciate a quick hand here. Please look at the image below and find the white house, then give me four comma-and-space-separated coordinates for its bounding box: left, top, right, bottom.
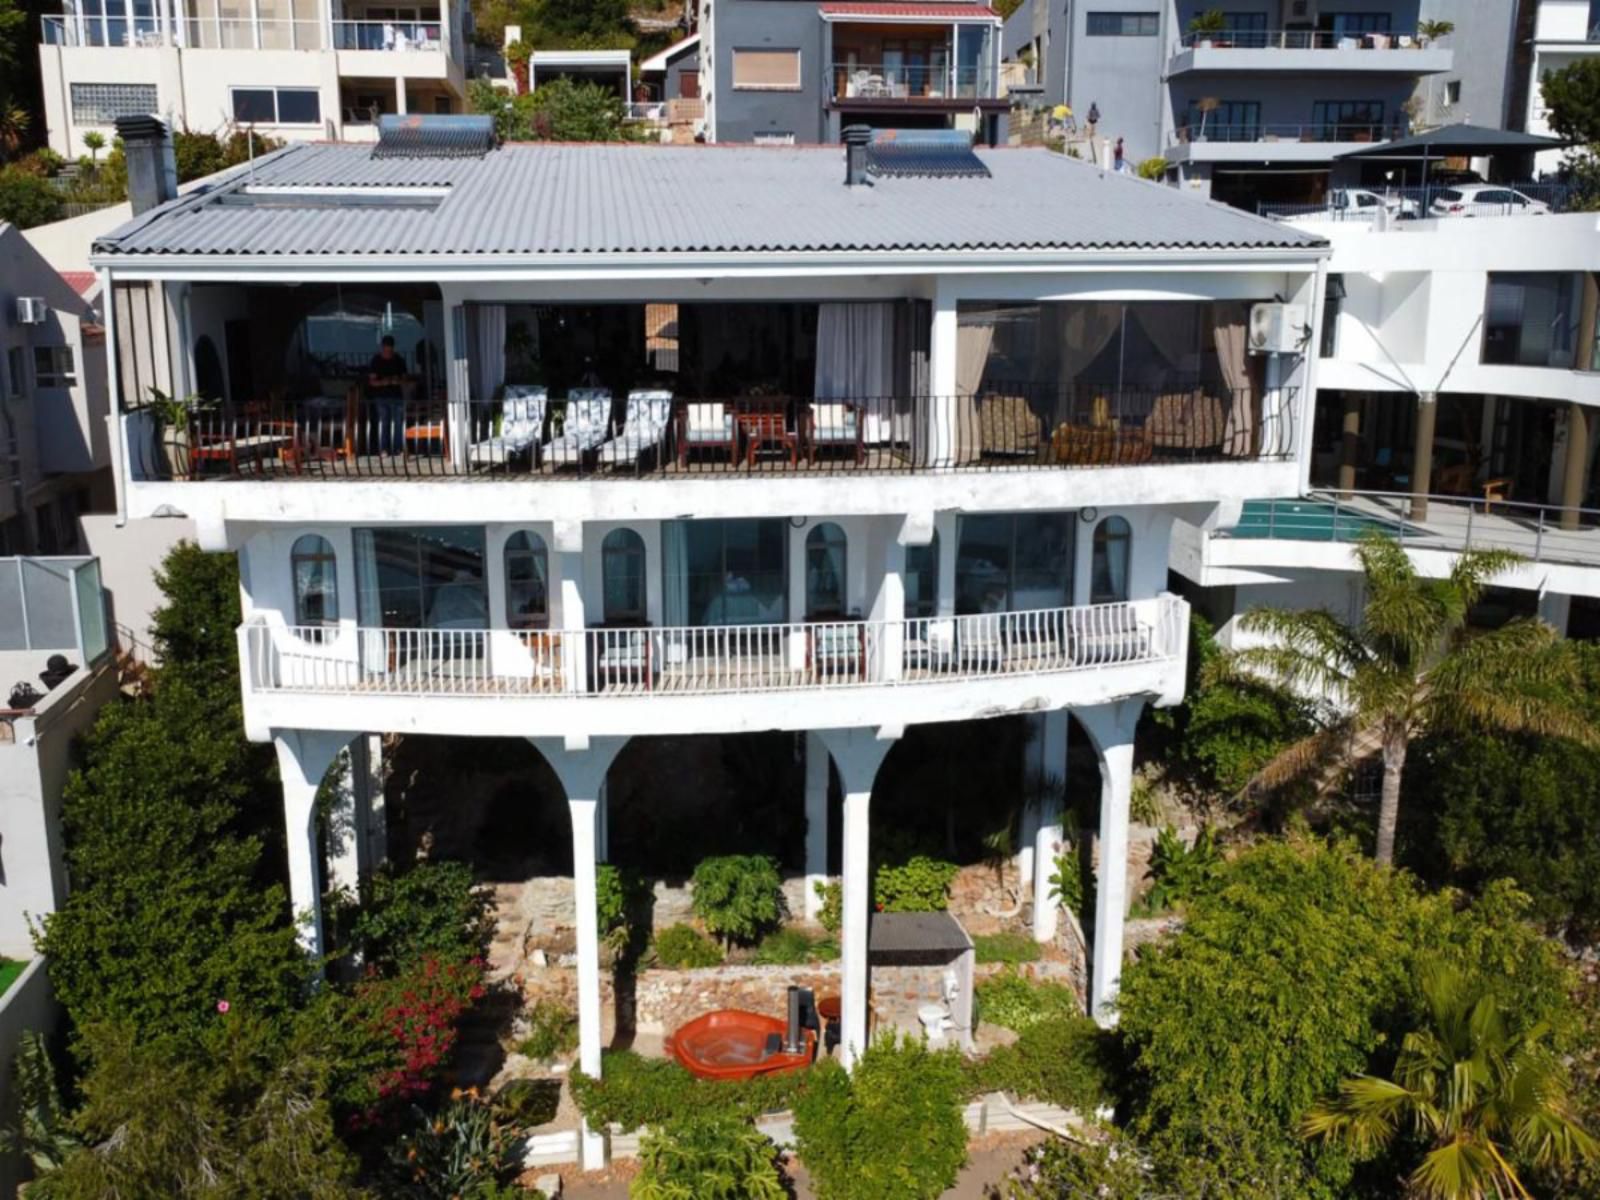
1171, 209, 1600, 642
91, 117, 1328, 1168
37, 0, 472, 158
1527, 0, 1600, 174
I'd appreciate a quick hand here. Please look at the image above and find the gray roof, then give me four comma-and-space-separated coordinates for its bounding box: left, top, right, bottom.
94, 141, 1324, 260
868, 911, 972, 957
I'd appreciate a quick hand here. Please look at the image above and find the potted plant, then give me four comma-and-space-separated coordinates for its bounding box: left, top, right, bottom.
1188, 9, 1227, 47
1416, 19, 1453, 47
146, 385, 201, 480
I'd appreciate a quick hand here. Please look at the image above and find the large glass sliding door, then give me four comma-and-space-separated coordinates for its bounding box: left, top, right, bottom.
663, 519, 788, 627
954, 512, 1074, 614
354, 526, 487, 628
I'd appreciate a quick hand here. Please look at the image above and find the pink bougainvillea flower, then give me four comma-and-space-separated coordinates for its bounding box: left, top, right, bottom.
216, 1000, 231, 1014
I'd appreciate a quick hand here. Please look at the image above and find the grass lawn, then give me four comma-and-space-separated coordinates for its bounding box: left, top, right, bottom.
0, 958, 27, 998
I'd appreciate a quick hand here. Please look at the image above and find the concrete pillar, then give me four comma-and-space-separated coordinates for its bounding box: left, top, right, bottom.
1032, 709, 1069, 944
873, 530, 906, 683
529, 736, 627, 1172
395, 76, 407, 115
1410, 391, 1437, 521
555, 521, 587, 691
1561, 403, 1589, 531
273, 729, 358, 964
816, 726, 897, 1070
1076, 701, 1141, 1027
803, 731, 829, 921
928, 285, 959, 466
1337, 392, 1361, 497
1539, 591, 1572, 637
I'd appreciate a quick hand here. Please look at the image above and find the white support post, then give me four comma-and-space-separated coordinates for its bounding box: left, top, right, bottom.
530, 736, 627, 1172
446, 304, 470, 472
874, 524, 906, 683
395, 76, 407, 114
927, 287, 959, 466
274, 729, 359, 965
1077, 701, 1141, 1027
803, 731, 829, 921
1539, 590, 1572, 636
816, 727, 897, 1071
555, 522, 587, 692
1031, 709, 1069, 943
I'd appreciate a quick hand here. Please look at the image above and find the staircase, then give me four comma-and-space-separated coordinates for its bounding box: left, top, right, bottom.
487, 880, 529, 984
112, 624, 156, 697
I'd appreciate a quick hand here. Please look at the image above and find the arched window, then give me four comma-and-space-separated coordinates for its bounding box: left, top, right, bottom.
504, 531, 549, 630
805, 522, 848, 619
1091, 516, 1132, 604
905, 531, 939, 619
601, 528, 647, 623
291, 534, 339, 629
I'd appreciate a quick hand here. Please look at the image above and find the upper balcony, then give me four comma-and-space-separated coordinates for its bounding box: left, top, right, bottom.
821, 7, 1003, 110
1168, 118, 1411, 164
1168, 27, 1452, 76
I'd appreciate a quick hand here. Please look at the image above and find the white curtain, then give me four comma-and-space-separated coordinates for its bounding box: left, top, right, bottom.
1048, 304, 1123, 392
956, 315, 996, 399
814, 302, 895, 399
1215, 302, 1256, 457
475, 304, 507, 400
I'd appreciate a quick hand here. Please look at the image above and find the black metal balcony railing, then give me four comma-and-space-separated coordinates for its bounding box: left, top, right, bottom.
1177, 28, 1429, 51
827, 63, 995, 103
1172, 120, 1407, 145
124, 385, 1296, 482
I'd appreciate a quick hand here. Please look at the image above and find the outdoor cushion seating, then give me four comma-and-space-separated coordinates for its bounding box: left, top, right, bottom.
978, 394, 1043, 458
1049, 421, 1154, 465
545, 389, 613, 467
1069, 605, 1150, 666
593, 622, 654, 690
806, 622, 866, 681
470, 385, 548, 466
678, 402, 737, 466
807, 402, 864, 464
1147, 390, 1226, 450
901, 618, 956, 673
597, 390, 674, 467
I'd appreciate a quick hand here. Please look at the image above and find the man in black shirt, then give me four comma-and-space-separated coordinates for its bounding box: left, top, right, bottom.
368, 335, 407, 453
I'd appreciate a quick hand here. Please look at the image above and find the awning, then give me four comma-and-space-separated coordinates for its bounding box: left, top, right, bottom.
820, 2, 1001, 21
1337, 123, 1567, 160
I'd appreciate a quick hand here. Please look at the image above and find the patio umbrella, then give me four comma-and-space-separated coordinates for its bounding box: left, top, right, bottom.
1336, 123, 1569, 187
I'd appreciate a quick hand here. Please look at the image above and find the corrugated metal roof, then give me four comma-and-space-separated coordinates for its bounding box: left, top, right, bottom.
93, 142, 1326, 260
821, 2, 1001, 18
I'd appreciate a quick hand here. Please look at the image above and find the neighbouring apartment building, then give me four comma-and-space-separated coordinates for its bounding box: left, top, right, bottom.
1526, 0, 1600, 171
37, 0, 472, 158
698, 0, 1009, 143
1171, 208, 1600, 647
1000, 0, 1522, 209
93, 116, 1327, 1168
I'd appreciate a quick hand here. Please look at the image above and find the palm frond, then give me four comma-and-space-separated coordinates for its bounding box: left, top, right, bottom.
1233, 607, 1363, 696
1427, 620, 1597, 746
1302, 1076, 1415, 1158
1243, 720, 1355, 793
1411, 1135, 1503, 1200
1448, 548, 1524, 609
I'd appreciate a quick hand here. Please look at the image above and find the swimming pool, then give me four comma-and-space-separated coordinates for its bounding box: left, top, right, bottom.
1228, 499, 1415, 542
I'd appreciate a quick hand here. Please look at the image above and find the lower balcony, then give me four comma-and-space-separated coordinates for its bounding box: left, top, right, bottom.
238, 597, 1189, 738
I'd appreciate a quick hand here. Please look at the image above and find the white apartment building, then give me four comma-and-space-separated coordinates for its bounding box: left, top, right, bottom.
37, 0, 471, 158
92, 118, 1327, 1167
1172, 209, 1600, 641
1527, 0, 1600, 173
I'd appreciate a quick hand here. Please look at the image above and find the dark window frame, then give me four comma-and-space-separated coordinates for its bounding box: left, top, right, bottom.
1085, 11, 1159, 36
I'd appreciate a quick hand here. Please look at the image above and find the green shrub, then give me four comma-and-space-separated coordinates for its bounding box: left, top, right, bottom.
631, 1114, 787, 1200
975, 969, 1081, 1032
792, 1035, 967, 1200
690, 855, 785, 945
338, 859, 492, 972
1135, 825, 1223, 915
997, 1133, 1151, 1199
1047, 849, 1085, 918
751, 927, 839, 965
813, 880, 842, 933
491, 1077, 561, 1128
873, 856, 958, 912
971, 1017, 1115, 1111
516, 1000, 577, 1062
571, 1050, 805, 1133
596, 863, 647, 958
652, 924, 724, 969
972, 932, 1041, 965
0, 167, 63, 229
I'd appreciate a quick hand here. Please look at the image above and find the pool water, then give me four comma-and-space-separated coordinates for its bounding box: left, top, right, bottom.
1230, 499, 1413, 542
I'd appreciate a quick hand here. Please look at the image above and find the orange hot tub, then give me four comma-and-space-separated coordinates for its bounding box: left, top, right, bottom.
666, 1010, 817, 1081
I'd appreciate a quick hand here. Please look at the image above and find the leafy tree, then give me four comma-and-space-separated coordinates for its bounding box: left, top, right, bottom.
173, 127, 282, 183
0, 103, 31, 163
81, 131, 104, 163
468, 76, 636, 142
334, 859, 491, 972
690, 854, 784, 945
1304, 962, 1599, 1200
1542, 58, 1600, 146
522, 0, 631, 46
152, 540, 250, 685
1233, 533, 1588, 864
0, 165, 62, 227
997, 1133, 1152, 1199
29, 1018, 365, 1199
1115, 838, 1581, 1200
793, 1035, 968, 1200
631, 1114, 787, 1200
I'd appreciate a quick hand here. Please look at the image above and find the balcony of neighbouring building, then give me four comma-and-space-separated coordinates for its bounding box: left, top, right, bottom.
0, 556, 112, 721
820, 6, 1004, 115
116, 290, 1300, 485
1168, 27, 1451, 77
1168, 118, 1412, 164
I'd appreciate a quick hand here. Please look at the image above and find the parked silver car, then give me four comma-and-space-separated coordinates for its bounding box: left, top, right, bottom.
1429, 185, 1551, 218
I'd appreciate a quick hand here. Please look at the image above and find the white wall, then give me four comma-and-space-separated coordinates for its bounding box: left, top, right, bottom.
79, 513, 196, 643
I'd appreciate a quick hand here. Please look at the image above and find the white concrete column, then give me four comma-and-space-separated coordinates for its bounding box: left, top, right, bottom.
554, 521, 587, 691
273, 729, 358, 964
816, 726, 897, 1070
1539, 590, 1572, 637
873, 521, 907, 683
1076, 701, 1141, 1027
530, 736, 627, 1172
395, 76, 408, 114
445, 304, 470, 472
1031, 709, 1069, 944
928, 285, 959, 465
803, 731, 829, 921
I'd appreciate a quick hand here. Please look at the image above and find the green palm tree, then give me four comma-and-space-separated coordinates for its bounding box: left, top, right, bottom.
1232, 532, 1591, 864
1303, 963, 1599, 1199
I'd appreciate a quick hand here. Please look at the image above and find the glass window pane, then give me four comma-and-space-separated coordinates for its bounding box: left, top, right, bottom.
276, 88, 320, 124
905, 534, 939, 619
232, 88, 277, 122
805, 523, 848, 618
602, 529, 646, 623
1091, 516, 1131, 604
505, 531, 548, 628
956, 514, 1011, 614
1012, 513, 1073, 609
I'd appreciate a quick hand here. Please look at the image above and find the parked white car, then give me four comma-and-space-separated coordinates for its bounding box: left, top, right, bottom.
1429, 185, 1551, 218
1326, 188, 1419, 219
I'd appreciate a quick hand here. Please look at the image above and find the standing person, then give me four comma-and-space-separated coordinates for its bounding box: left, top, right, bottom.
1086, 101, 1100, 139
367, 335, 407, 455
1114, 137, 1125, 172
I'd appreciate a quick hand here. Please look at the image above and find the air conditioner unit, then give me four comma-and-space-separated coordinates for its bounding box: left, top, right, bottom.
1248, 302, 1307, 355
15, 297, 48, 326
